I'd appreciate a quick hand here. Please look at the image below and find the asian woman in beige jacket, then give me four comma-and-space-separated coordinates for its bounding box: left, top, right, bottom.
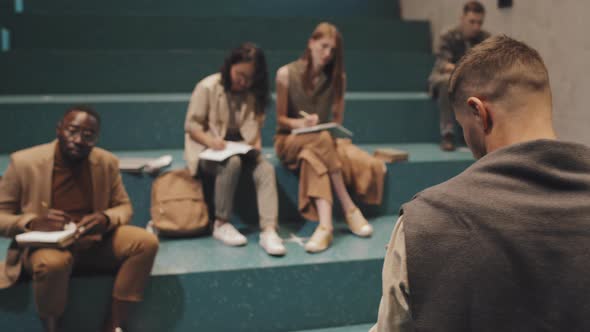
184, 43, 285, 256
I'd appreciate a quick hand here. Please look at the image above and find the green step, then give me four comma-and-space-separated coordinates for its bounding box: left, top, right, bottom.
2, 16, 430, 52
18, 0, 400, 18
0, 144, 474, 228
0, 143, 472, 330
0, 50, 433, 93
0, 94, 438, 153
0, 216, 394, 331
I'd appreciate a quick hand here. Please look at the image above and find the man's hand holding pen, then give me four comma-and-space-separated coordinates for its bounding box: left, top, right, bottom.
75, 212, 110, 239
28, 209, 72, 232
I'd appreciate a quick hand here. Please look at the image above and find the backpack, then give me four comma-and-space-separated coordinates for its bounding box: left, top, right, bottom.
150, 169, 209, 237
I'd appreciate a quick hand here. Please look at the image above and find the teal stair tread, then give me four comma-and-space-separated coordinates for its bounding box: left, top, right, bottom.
0, 98, 442, 152
11, 0, 400, 18
113, 143, 473, 165
0, 50, 434, 93
0, 217, 391, 331
0, 215, 397, 277
343, 143, 473, 162
2, 15, 430, 52
155, 215, 396, 276
111, 143, 473, 166
295, 323, 374, 332
0, 143, 473, 174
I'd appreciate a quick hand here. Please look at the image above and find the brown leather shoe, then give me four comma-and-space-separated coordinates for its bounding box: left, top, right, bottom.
345, 208, 373, 237
440, 134, 456, 152
305, 225, 333, 253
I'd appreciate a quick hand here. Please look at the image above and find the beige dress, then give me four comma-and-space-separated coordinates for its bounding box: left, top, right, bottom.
274, 60, 385, 220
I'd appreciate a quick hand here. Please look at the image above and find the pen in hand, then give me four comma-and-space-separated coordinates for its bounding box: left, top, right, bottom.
75, 219, 102, 239
299, 110, 311, 118
299, 110, 318, 128
75, 212, 110, 238
208, 126, 226, 150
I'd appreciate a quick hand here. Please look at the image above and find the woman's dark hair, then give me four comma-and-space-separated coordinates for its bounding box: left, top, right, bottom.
220, 43, 270, 114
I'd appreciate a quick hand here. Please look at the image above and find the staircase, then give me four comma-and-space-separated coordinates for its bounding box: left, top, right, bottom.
0, 1, 473, 331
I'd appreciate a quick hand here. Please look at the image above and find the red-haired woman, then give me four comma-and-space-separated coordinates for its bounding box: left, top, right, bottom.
274, 23, 386, 253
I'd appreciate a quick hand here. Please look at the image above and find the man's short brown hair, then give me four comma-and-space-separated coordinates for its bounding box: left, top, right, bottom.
449, 35, 550, 109
463, 1, 485, 15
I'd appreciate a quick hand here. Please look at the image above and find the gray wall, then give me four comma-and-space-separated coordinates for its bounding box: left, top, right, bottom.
401, 0, 590, 145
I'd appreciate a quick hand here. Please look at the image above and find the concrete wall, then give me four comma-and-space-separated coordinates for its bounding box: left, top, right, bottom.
401, 0, 590, 145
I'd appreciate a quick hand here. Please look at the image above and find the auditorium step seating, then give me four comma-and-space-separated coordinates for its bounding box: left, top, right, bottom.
0, 16, 427, 52
0, 0, 471, 330
0, 216, 395, 331
0, 50, 433, 93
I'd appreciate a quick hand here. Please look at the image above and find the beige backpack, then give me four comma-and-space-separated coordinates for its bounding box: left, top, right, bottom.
150, 169, 209, 237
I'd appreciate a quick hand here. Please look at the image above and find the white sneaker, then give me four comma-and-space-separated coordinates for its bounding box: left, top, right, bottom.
213, 222, 248, 246
259, 230, 287, 256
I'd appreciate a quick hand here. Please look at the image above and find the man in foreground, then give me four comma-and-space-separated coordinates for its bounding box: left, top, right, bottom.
372, 35, 590, 331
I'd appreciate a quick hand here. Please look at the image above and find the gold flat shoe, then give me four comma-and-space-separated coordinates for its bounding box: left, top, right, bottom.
304, 225, 333, 253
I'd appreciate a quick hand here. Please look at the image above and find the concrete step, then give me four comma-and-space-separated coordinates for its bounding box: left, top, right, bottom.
0, 49, 433, 94
0, 92, 438, 153
1, 15, 430, 52
0, 216, 396, 331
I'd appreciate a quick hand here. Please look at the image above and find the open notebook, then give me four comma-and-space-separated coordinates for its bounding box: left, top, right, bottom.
118, 155, 173, 174
199, 142, 254, 162
292, 122, 353, 138
15, 223, 77, 248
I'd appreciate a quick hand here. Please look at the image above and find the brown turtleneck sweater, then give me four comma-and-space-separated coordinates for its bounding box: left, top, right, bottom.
51, 145, 94, 222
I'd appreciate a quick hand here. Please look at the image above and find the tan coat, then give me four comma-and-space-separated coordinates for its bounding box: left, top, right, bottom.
184, 73, 262, 176
0, 141, 133, 288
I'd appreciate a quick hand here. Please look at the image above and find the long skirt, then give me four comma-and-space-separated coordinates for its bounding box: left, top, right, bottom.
275, 131, 385, 220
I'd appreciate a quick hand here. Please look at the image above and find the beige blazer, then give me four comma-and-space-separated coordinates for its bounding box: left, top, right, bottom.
0, 141, 133, 288
184, 73, 262, 176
